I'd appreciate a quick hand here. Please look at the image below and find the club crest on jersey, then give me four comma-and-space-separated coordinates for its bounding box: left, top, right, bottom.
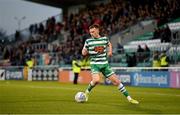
94, 46, 104, 53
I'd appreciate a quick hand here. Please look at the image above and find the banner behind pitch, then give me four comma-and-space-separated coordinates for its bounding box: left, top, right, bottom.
131, 71, 169, 87
5, 68, 23, 80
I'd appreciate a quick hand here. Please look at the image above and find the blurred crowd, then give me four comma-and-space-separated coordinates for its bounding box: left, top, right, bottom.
0, 0, 180, 66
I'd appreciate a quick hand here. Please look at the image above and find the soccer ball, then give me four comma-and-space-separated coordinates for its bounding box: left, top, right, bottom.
75, 92, 86, 103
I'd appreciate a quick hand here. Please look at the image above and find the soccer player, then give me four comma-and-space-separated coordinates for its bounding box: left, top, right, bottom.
82, 24, 139, 104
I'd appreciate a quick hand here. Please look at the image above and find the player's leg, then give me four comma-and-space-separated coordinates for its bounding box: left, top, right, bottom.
85, 64, 101, 92
86, 73, 100, 92
108, 75, 129, 98
85, 73, 100, 101
108, 74, 139, 104
102, 64, 139, 104
84, 64, 101, 101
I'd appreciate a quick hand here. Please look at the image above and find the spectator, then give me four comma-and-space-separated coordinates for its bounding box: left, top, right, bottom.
126, 53, 137, 67
29, 24, 34, 34
144, 44, 150, 52
160, 51, 169, 71
38, 23, 44, 35
143, 44, 150, 61
137, 45, 144, 62
137, 45, 144, 52
72, 56, 81, 84
117, 43, 124, 53
152, 51, 160, 71
161, 26, 171, 43
2, 0, 180, 66
153, 27, 160, 39
15, 30, 20, 41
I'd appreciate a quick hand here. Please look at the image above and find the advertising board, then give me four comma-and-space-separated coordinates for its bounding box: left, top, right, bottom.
131, 71, 169, 87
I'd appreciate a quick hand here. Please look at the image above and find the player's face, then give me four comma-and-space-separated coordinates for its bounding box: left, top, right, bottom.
89, 27, 100, 38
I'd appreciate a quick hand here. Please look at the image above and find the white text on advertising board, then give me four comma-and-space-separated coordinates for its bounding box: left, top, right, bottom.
134, 73, 168, 86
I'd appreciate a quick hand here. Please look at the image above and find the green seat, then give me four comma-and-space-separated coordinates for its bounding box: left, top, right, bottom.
119, 63, 128, 67
110, 63, 120, 67
133, 32, 153, 41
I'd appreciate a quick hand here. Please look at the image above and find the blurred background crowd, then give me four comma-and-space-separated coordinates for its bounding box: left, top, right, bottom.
0, 0, 180, 68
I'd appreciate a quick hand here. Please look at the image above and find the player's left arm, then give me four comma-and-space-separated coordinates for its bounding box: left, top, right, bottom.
107, 41, 112, 57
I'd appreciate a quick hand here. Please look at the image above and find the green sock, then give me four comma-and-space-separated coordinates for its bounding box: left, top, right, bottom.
123, 91, 129, 97
86, 81, 96, 92
118, 83, 129, 97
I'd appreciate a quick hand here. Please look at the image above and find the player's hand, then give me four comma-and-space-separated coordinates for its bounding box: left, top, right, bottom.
82, 48, 88, 56
108, 52, 112, 57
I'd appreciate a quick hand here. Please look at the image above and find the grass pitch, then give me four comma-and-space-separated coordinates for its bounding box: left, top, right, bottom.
0, 80, 180, 114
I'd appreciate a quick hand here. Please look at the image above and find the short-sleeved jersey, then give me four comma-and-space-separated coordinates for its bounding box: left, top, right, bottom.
84, 36, 109, 65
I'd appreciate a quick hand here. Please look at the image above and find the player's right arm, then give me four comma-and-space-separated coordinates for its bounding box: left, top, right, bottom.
82, 48, 88, 56
82, 42, 88, 56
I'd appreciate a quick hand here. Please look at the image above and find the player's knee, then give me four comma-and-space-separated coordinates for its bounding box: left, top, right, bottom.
92, 78, 100, 84
93, 79, 100, 84
92, 74, 100, 84
112, 79, 120, 86
109, 74, 120, 86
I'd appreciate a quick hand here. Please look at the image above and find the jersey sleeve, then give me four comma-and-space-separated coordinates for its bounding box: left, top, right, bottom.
106, 37, 110, 45
83, 40, 88, 50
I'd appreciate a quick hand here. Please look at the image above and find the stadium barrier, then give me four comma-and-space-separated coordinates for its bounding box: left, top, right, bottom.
0, 66, 59, 81
0, 66, 180, 88
58, 68, 93, 84
170, 69, 180, 88
112, 67, 180, 88
0, 66, 24, 80
58, 67, 180, 88
31, 66, 59, 81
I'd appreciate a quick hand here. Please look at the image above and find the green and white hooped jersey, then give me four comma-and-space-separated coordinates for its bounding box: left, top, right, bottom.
84, 36, 109, 65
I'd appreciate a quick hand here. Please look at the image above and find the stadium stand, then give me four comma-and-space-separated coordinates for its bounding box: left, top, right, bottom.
0, 0, 180, 67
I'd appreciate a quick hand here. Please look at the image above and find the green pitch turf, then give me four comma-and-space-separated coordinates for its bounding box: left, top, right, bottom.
0, 80, 180, 114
